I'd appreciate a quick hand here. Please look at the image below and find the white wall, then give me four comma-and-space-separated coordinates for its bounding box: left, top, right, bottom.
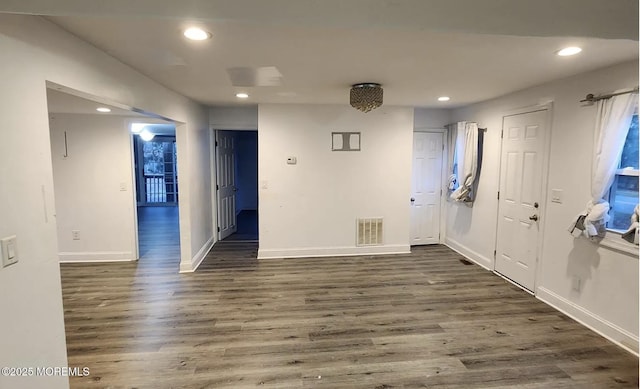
210, 106, 258, 130
0, 14, 211, 389
445, 60, 639, 353
49, 113, 137, 262
182, 122, 214, 272
414, 108, 452, 129
258, 104, 414, 258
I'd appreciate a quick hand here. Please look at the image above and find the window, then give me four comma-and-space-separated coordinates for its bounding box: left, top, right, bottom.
608, 114, 639, 231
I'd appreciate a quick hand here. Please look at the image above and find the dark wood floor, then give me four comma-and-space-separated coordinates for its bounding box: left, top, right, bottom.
137, 206, 180, 260
60, 237, 638, 388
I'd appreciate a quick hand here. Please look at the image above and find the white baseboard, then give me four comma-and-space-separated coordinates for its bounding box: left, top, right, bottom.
179, 236, 215, 273
257, 245, 410, 260
444, 238, 639, 356
59, 251, 136, 263
537, 287, 639, 356
444, 237, 493, 270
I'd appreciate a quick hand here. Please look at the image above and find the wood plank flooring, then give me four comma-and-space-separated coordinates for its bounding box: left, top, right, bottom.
60, 240, 638, 388
136, 206, 180, 260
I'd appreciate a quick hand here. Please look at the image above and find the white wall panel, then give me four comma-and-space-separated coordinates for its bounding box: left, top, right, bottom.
258, 104, 413, 258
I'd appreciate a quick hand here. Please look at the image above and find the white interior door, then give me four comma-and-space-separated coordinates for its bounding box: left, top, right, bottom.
495, 110, 548, 291
410, 132, 443, 245
216, 131, 237, 240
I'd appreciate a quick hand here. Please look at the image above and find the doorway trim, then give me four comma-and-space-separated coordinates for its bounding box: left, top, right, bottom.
126, 117, 185, 270
127, 122, 140, 261
212, 128, 260, 244
412, 128, 447, 245
493, 102, 554, 294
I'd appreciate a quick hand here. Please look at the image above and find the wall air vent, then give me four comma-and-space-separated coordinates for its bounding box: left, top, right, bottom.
356, 218, 383, 246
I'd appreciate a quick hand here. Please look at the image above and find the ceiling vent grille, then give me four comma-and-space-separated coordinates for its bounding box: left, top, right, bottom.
357, 218, 383, 246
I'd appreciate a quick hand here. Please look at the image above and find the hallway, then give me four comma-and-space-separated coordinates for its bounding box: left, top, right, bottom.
137, 206, 180, 265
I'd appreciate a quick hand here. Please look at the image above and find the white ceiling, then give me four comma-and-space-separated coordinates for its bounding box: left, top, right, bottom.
5, 0, 639, 108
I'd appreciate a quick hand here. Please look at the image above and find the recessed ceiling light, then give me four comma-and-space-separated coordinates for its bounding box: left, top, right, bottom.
557, 46, 582, 56
236, 93, 249, 99
96, 107, 111, 113
438, 96, 450, 102
183, 27, 211, 41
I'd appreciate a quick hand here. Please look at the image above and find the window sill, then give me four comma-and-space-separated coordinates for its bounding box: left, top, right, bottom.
600, 230, 639, 257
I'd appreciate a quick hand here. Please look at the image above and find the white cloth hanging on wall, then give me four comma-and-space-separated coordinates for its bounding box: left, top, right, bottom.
451, 122, 479, 202
568, 92, 638, 240
622, 205, 640, 244
446, 122, 464, 192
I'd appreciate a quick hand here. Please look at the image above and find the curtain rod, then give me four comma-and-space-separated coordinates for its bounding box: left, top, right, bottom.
580, 87, 639, 103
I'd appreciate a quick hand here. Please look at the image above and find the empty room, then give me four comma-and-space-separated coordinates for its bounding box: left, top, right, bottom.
0, 1, 638, 388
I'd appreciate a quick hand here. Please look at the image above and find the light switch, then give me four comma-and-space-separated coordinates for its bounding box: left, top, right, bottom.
7, 242, 16, 259
287, 156, 297, 165
119, 182, 127, 191
1, 235, 18, 268
551, 189, 563, 204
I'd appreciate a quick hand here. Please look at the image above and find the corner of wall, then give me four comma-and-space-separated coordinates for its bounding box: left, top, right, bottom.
444, 237, 493, 270
180, 235, 215, 273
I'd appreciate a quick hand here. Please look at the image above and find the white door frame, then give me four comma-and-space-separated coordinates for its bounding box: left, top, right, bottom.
126, 118, 185, 263
210, 128, 219, 245
413, 128, 447, 244
127, 128, 140, 260
211, 128, 260, 244
493, 103, 553, 294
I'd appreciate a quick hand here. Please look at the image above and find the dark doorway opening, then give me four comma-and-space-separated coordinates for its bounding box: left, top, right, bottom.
217, 130, 258, 241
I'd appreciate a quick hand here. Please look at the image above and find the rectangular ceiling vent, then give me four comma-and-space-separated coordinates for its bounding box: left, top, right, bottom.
357, 218, 383, 246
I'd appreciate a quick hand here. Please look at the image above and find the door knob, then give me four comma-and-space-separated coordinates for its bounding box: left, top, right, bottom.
529, 214, 539, 221
410, 198, 415, 203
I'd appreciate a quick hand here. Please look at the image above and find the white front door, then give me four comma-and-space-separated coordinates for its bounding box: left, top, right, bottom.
216, 131, 237, 240
495, 110, 548, 291
410, 132, 443, 245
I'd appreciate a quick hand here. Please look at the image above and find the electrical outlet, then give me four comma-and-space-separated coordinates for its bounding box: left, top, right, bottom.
1, 235, 18, 268
72, 230, 80, 240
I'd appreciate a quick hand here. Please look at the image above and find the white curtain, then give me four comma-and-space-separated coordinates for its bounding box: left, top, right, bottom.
451, 122, 479, 202
569, 92, 638, 239
446, 122, 464, 193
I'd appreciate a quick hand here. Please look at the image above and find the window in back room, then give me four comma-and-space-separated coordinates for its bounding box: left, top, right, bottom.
608, 114, 639, 231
